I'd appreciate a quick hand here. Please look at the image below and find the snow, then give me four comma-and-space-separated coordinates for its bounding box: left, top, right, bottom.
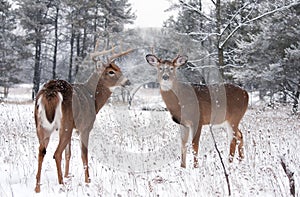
4, 84, 32, 103
0, 90, 299, 196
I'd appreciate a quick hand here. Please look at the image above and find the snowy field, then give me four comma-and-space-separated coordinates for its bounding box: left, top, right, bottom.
0, 89, 299, 196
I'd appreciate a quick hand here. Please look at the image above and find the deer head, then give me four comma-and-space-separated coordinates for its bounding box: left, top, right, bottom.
91, 44, 133, 90
145, 54, 188, 91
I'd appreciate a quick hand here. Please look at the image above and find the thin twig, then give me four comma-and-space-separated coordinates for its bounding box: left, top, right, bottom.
280, 157, 295, 196
209, 125, 231, 196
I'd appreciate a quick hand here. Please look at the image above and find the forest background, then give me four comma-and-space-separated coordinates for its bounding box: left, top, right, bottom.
0, 0, 300, 112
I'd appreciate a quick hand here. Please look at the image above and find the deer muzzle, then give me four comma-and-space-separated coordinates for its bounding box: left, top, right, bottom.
162, 74, 169, 81
124, 79, 131, 86
120, 76, 131, 87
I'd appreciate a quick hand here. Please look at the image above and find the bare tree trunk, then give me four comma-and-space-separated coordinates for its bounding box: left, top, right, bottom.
68, 25, 75, 83
52, 7, 59, 79
259, 89, 266, 101
292, 80, 300, 114
74, 32, 81, 79
218, 47, 224, 67
76, 32, 80, 57
32, 32, 42, 100
93, 6, 99, 49
4, 86, 9, 98
104, 18, 110, 49
82, 26, 87, 57
215, 0, 225, 74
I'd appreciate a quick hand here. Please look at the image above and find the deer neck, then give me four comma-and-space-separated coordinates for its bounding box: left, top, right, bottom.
85, 71, 100, 94
85, 71, 112, 113
95, 81, 112, 113
160, 80, 181, 120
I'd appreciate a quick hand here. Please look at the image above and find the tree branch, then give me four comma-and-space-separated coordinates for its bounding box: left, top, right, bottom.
219, 2, 252, 38
219, 2, 300, 49
179, 0, 216, 22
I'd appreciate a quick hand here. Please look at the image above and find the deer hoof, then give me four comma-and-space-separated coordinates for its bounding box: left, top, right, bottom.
85, 177, 91, 183
35, 186, 41, 193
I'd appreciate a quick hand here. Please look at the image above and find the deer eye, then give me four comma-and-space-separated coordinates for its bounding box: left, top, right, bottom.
159, 67, 163, 71
170, 67, 174, 71
108, 70, 115, 76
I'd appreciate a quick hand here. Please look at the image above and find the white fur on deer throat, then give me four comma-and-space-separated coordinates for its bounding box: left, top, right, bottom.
109, 76, 128, 92
37, 92, 63, 132
159, 65, 174, 91
160, 80, 173, 91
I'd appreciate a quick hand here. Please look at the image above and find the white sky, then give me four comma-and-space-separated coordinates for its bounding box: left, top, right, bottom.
128, 0, 176, 28
128, 0, 213, 28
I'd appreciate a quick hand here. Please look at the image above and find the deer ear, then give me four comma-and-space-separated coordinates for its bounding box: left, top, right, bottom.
95, 61, 102, 69
96, 62, 108, 72
146, 54, 160, 67
174, 55, 188, 67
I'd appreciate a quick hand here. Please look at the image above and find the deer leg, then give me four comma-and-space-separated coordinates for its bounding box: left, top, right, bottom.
80, 131, 90, 183
35, 131, 50, 193
180, 126, 189, 168
192, 126, 201, 168
53, 126, 72, 184
236, 128, 244, 160
229, 136, 237, 162
81, 143, 90, 183
64, 140, 71, 178
229, 124, 244, 162
227, 122, 236, 162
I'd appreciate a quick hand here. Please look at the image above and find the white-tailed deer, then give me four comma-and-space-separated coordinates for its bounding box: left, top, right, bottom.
34, 45, 133, 192
145, 54, 249, 168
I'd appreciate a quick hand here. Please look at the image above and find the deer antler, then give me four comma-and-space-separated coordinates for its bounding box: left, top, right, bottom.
108, 48, 134, 63
90, 39, 116, 63
90, 48, 116, 62
90, 40, 134, 64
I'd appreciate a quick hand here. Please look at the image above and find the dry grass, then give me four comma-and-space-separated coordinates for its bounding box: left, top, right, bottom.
0, 102, 299, 196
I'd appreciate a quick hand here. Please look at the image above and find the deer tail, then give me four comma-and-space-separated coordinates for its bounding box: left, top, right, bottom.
36, 90, 63, 131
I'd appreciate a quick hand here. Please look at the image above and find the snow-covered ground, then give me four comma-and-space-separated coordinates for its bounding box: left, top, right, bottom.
2, 84, 33, 103
0, 88, 299, 196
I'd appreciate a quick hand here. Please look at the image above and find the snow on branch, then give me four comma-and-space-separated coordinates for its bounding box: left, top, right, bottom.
219, 2, 252, 38
179, 0, 216, 22
219, 2, 300, 49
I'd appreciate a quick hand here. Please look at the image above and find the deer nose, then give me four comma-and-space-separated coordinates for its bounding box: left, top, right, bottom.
124, 79, 131, 86
162, 74, 169, 81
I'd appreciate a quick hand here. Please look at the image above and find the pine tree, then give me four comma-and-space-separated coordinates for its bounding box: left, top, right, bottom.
233, 2, 300, 103
98, 0, 136, 48
283, 43, 300, 113
0, 0, 20, 97
61, 0, 135, 83
16, 0, 54, 99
